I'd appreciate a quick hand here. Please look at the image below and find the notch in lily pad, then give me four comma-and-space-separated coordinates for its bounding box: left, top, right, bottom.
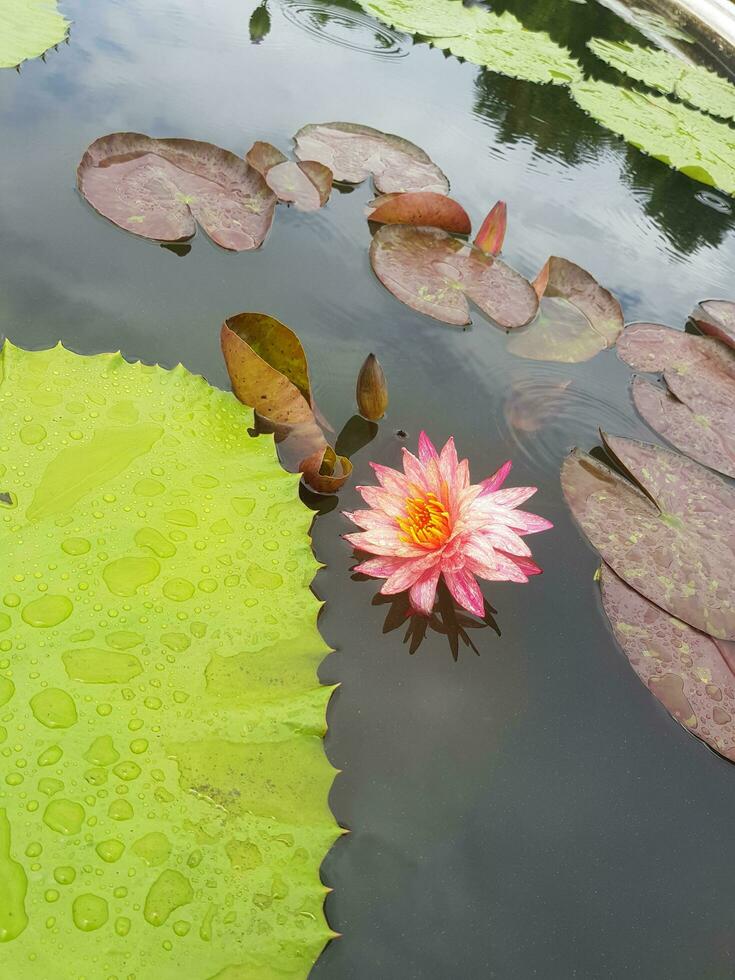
246, 140, 333, 212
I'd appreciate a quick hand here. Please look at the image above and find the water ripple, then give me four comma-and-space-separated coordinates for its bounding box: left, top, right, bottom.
280, 0, 408, 58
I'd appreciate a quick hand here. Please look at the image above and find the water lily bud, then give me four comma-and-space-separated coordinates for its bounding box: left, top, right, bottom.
356, 354, 388, 421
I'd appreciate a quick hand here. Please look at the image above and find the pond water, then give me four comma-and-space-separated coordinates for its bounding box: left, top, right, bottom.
1, 0, 735, 977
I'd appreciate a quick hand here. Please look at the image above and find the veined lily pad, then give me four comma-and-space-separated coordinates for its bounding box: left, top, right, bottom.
366, 192, 470, 234
369, 224, 538, 328
0, 342, 339, 978
600, 564, 735, 762
0, 0, 69, 69
617, 321, 735, 377
246, 140, 288, 177
588, 39, 735, 122
561, 434, 735, 640
507, 256, 623, 362
245, 141, 332, 212
570, 80, 735, 197
357, 0, 487, 37
77, 133, 277, 251
690, 300, 735, 350
293, 122, 449, 194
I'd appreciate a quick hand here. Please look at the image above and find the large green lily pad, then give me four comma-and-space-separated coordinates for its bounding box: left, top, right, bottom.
600, 564, 735, 762
588, 39, 735, 122
0, 343, 339, 978
0, 0, 69, 69
570, 79, 735, 197
561, 434, 735, 640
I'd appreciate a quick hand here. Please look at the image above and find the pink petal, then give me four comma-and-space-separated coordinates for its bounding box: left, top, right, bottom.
479, 460, 512, 494
508, 511, 554, 535
344, 529, 421, 557
456, 459, 470, 491
460, 535, 498, 576
381, 553, 440, 594
343, 508, 398, 530
369, 462, 411, 496
467, 551, 529, 583
357, 485, 406, 518
417, 431, 438, 463
438, 436, 459, 486
353, 556, 407, 579
401, 448, 430, 491
409, 566, 441, 616
485, 486, 538, 508
443, 567, 485, 617
482, 526, 532, 557
506, 553, 543, 576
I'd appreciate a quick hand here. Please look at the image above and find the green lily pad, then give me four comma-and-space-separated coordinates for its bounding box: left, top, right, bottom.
561, 434, 735, 640
0, 343, 339, 978
600, 564, 735, 762
588, 39, 735, 122
570, 79, 735, 197
0, 0, 69, 69
357, 0, 487, 38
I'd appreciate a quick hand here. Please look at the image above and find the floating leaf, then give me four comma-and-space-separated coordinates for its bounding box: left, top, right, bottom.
367, 192, 470, 234
0, 0, 69, 69
245, 139, 288, 177
690, 300, 735, 350
356, 353, 388, 420
357, 0, 488, 37
266, 160, 333, 212
293, 122, 449, 194
435, 12, 582, 86
77, 133, 277, 251
600, 564, 735, 762
561, 434, 735, 640
0, 342, 339, 977
300, 445, 353, 495
507, 256, 623, 362
588, 39, 735, 122
631, 377, 735, 478
617, 321, 735, 377
473, 200, 507, 256
570, 79, 735, 196
369, 224, 538, 328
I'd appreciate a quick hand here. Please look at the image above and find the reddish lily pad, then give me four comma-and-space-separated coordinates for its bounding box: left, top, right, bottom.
690, 300, 735, 350
77, 133, 276, 251
266, 160, 333, 212
300, 445, 353, 495
507, 256, 623, 363
367, 192, 470, 234
600, 564, 735, 762
617, 321, 735, 378
473, 200, 507, 256
369, 224, 538, 328
293, 122, 449, 194
561, 434, 735, 640
245, 140, 288, 177
632, 377, 735, 479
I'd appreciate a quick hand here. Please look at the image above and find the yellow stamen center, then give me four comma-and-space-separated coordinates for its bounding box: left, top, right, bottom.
397, 492, 451, 549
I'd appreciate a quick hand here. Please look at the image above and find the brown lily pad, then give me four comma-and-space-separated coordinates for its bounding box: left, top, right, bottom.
77, 133, 276, 251
690, 300, 735, 350
293, 122, 449, 194
473, 200, 507, 256
266, 160, 332, 212
600, 563, 735, 763
369, 224, 538, 329
245, 140, 288, 177
507, 256, 623, 363
367, 192, 470, 234
632, 377, 735, 479
299, 445, 353, 495
561, 434, 735, 640
617, 321, 735, 378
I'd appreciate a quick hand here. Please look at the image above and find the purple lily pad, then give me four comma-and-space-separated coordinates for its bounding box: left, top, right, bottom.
293, 122, 449, 194
561, 434, 735, 640
691, 300, 735, 350
508, 256, 623, 363
369, 224, 538, 329
77, 133, 277, 251
600, 563, 735, 762
632, 377, 735, 478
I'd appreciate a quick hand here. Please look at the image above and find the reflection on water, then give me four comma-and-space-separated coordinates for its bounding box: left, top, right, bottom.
281, 0, 408, 57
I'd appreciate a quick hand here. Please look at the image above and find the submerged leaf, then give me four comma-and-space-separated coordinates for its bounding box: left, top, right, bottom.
690, 300, 735, 350
507, 256, 623, 362
369, 224, 538, 328
367, 192, 470, 234
473, 200, 507, 256
588, 39, 735, 122
77, 133, 277, 251
0, 342, 339, 977
570, 79, 735, 197
293, 122, 449, 194
0, 0, 69, 69
561, 434, 735, 640
600, 564, 735, 762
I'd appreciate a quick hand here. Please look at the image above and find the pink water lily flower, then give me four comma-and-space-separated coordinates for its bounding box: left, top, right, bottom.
344, 432, 553, 617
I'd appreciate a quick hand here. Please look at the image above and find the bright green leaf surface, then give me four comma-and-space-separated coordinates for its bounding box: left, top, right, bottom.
358, 0, 582, 85
0, 0, 69, 69
0, 344, 339, 978
571, 79, 735, 196
588, 38, 735, 121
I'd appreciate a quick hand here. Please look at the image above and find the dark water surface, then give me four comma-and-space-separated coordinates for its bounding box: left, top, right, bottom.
2, 1, 735, 977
